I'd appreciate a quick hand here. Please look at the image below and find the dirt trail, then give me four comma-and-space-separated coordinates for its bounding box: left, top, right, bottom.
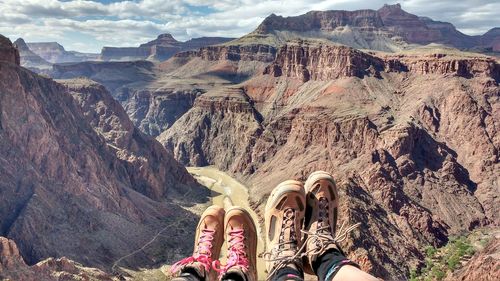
187, 166, 267, 280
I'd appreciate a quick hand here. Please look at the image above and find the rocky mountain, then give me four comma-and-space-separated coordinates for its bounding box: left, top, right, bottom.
159, 39, 499, 278
237, 3, 498, 53
27, 41, 99, 63
13, 38, 52, 71
100, 33, 234, 62
0, 35, 208, 278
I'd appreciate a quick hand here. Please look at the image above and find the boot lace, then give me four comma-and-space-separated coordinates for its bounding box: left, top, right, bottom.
262, 208, 306, 281
303, 198, 361, 257
212, 228, 249, 279
170, 228, 215, 275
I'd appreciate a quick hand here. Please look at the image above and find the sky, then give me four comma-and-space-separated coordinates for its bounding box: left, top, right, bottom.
0, 0, 499, 53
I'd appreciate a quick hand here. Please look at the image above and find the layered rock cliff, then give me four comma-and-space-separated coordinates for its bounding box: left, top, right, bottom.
243, 3, 498, 53
160, 40, 499, 279
264, 40, 500, 82
0, 38, 207, 274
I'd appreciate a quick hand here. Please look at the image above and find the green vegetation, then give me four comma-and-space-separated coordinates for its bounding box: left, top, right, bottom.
409, 235, 476, 281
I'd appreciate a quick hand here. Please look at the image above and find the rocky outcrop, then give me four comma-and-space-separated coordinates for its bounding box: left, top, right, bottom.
264, 40, 384, 81
27, 42, 98, 63
0, 38, 207, 271
445, 236, 500, 281
0, 237, 116, 280
0, 35, 19, 65
13, 38, 52, 71
100, 33, 234, 62
160, 87, 263, 167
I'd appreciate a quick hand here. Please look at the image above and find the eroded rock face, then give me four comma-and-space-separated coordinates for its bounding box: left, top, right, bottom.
194, 44, 277, 62
161, 41, 499, 279
265, 41, 499, 82
122, 88, 203, 137
0, 35, 19, 65
0, 38, 207, 271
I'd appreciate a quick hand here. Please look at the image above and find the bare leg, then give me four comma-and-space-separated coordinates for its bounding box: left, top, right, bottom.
332, 265, 380, 281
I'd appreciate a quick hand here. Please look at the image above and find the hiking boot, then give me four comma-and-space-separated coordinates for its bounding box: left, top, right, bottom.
302, 171, 343, 274
264, 180, 306, 279
171, 205, 225, 281
214, 207, 257, 281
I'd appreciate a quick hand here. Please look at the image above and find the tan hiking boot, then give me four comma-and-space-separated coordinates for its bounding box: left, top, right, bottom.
215, 206, 257, 281
171, 205, 225, 281
303, 171, 361, 275
263, 180, 306, 279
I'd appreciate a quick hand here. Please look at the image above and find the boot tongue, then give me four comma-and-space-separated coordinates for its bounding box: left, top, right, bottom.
278, 209, 297, 255
317, 198, 331, 234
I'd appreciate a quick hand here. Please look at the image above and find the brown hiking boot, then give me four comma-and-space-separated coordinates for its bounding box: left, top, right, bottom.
171, 205, 225, 281
214, 206, 257, 281
302, 171, 360, 275
263, 180, 306, 280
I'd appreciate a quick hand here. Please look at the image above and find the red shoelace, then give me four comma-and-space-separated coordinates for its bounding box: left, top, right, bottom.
212, 228, 249, 278
170, 228, 215, 274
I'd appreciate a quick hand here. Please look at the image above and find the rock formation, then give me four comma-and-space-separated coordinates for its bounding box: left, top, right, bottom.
100, 33, 234, 62
27, 41, 98, 63
0, 35, 19, 65
241, 3, 498, 54
0, 37, 208, 274
13, 38, 52, 72
160, 40, 499, 278
0, 236, 116, 281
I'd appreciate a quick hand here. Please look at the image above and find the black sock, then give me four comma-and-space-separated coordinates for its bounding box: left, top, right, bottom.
272, 266, 304, 281
313, 249, 359, 281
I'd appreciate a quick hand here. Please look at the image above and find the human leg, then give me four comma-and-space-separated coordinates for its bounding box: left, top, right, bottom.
302, 171, 378, 281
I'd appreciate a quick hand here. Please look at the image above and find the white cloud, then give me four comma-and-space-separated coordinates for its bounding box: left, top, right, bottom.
0, 0, 498, 53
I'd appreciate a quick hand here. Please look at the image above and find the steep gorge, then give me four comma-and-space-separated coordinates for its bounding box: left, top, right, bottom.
0, 36, 208, 275
160, 41, 499, 278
